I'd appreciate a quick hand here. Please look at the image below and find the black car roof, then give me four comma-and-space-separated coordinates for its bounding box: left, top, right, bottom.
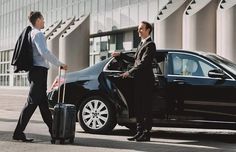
126, 49, 214, 59
156, 49, 211, 56
127, 49, 212, 56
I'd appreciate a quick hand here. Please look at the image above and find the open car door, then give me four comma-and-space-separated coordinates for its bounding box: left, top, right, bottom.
103, 53, 135, 117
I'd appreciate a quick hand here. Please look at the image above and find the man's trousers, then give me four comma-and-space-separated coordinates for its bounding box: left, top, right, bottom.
14, 66, 52, 136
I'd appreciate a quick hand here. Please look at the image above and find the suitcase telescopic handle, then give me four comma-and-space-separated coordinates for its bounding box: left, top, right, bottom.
57, 67, 66, 104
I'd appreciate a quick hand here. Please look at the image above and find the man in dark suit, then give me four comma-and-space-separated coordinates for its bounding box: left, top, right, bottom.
112, 21, 156, 142
12, 11, 67, 142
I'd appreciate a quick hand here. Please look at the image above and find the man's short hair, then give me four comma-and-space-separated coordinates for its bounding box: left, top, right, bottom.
141, 21, 152, 34
28, 11, 43, 26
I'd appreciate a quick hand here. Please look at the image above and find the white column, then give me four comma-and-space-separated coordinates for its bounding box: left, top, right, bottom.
47, 17, 75, 87
155, 0, 190, 49
59, 15, 90, 72
43, 20, 62, 39
217, 0, 236, 62
183, 0, 218, 53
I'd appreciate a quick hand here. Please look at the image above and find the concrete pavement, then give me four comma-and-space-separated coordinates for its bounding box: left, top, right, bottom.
1, 88, 236, 152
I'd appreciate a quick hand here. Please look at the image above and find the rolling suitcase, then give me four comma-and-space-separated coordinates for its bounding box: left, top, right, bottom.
51, 68, 76, 144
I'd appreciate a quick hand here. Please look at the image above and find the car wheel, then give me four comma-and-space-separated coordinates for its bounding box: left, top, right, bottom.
78, 96, 117, 134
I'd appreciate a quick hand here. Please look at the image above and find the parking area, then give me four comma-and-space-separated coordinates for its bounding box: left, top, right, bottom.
0, 87, 236, 152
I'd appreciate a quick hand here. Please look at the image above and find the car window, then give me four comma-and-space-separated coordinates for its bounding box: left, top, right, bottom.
106, 58, 123, 71
198, 60, 215, 76
170, 53, 216, 77
106, 53, 134, 72
153, 54, 166, 77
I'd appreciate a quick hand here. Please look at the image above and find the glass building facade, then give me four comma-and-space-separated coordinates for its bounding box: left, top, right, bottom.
0, 0, 168, 87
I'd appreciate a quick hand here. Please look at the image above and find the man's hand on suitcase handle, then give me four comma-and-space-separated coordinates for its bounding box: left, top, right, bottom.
60, 64, 68, 70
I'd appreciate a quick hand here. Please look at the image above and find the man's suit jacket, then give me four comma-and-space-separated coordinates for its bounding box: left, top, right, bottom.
11, 26, 33, 73
121, 37, 156, 118
120, 37, 156, 87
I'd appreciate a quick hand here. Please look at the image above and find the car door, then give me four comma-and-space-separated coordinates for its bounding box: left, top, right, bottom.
102, 53, 135, 116
167, 52, 236, 121
104, 52, 170, 118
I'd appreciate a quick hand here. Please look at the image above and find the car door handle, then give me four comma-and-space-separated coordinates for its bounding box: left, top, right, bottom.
107, 74, 122, 78
173, 79, 185, 85
112, 75, 122, 78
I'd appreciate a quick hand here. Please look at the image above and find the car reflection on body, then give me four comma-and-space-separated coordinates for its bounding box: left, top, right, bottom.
47, 49, 236, 134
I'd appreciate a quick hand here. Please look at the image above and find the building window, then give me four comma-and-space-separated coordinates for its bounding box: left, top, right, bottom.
98, 0, 105, 13
13, 73, 29, 86
0, 50, 10, 86
101, 36, 108, 52
121, 0, 129, 7
85, 0, 91, 14
106, 0, 112, 11
92, 0, 98, 13
130, 0, 138, 5
133, 29, 140, 48
0, 50, 29, 87
0, 75, 9, 86
89, 33, 125, 65
116, 33, 124, 50
94, 37, 101, 52
109, 35, 116, 51
113, 0, 120, 9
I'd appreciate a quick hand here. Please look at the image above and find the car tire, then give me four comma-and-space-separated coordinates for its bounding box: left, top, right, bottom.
78, 96, 117, 134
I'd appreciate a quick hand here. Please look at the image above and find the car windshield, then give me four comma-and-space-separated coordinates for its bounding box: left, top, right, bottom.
207, 54, 236, 75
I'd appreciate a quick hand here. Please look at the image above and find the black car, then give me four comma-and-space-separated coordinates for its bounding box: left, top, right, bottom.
48, 49, 236, 134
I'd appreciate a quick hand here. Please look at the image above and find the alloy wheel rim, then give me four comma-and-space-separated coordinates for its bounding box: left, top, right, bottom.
82, 99, 109, 130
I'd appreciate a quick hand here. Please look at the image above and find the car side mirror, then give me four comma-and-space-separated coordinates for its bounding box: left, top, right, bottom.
208, 69, 226, 79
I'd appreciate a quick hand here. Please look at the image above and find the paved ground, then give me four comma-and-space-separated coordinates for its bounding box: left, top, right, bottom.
1, 87, 236, 152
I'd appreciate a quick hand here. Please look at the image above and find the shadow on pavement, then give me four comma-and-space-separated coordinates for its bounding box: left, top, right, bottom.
76, 128, 236, 151
0, 128, 236, 152
151, 130, 236, 143
0, 131, 51, 143
0, 118, 43, 124
84, 128, 236, 143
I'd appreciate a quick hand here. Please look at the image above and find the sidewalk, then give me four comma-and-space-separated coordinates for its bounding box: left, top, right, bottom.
0, 108, 133, 152
0, 88, 135, 152
1, 88, 236, 152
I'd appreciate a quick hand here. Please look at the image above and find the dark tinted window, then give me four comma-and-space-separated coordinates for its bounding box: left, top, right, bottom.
106, 53, 134, 71
169, 53, 216, 77
153, 52, 166, 76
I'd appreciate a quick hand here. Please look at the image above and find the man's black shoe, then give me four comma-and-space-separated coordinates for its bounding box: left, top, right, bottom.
127, 132, 143, 141
13, 135, 34, 142
136, 131, 151, 142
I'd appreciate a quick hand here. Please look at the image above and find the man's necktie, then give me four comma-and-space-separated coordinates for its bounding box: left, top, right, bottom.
139, 42, 143, 46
